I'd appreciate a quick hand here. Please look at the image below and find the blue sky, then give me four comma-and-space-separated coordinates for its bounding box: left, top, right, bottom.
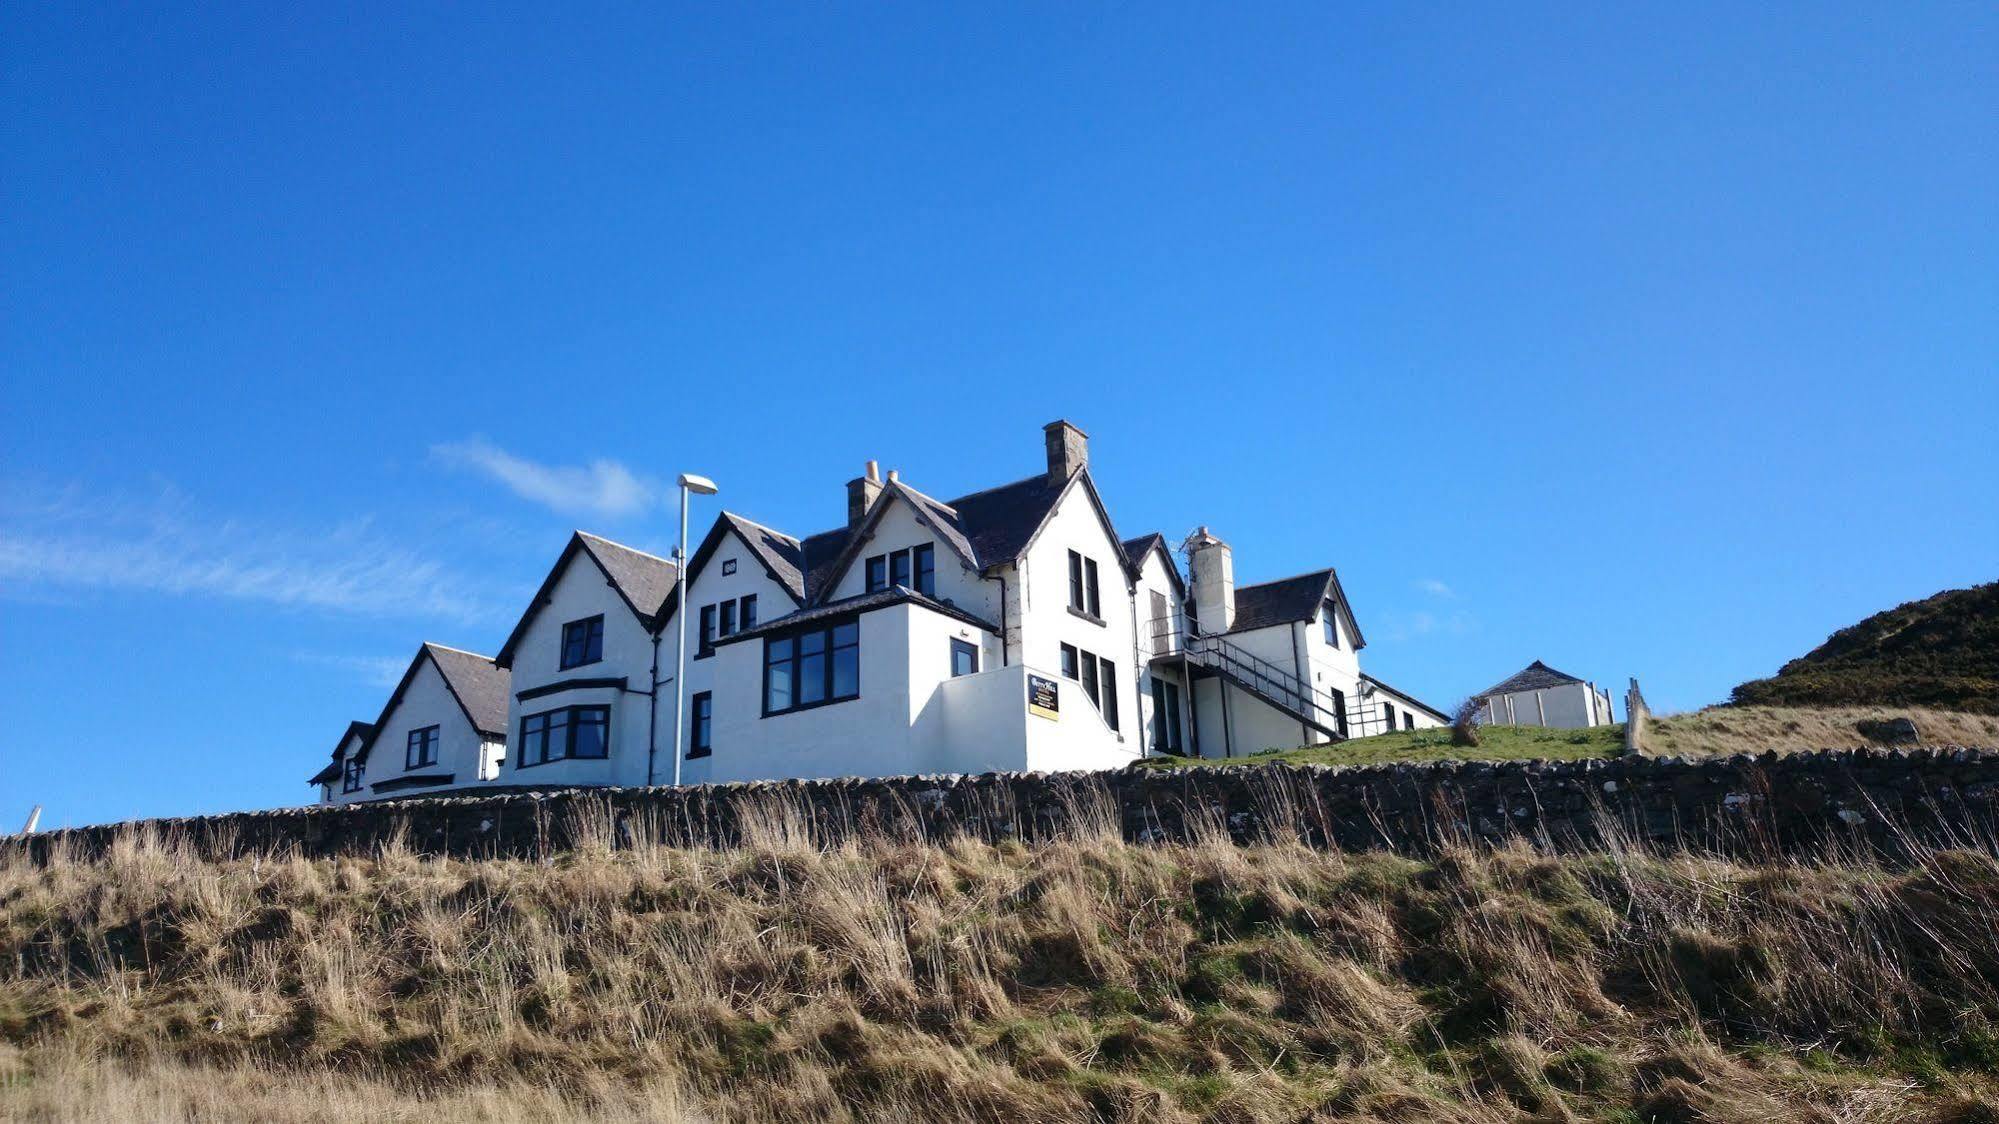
3, 4, 1994, 828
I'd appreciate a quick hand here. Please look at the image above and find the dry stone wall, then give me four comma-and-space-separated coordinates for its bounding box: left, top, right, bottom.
14, 747, 1999, 864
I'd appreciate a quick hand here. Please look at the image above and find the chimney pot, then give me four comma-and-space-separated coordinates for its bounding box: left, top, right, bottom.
865, 460, 880, 483
887, 468, 899, 482
1043, 419, 1088, 484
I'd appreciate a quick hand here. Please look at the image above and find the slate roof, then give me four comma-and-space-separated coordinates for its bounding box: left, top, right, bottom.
1476, 660, 1586, 698
742, 472, 1071, 606
720, 513, 806, 601
423, 643, 512, 736
355, 644, 510, 764
496, 532, 679, 665
1226, 568, 1367, 648
576, 532, 678, 622
712, 586, 1001, 645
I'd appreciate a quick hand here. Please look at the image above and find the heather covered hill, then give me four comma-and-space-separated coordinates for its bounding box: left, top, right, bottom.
1732, 582, 1999, 714
6, 815, 1999, 1122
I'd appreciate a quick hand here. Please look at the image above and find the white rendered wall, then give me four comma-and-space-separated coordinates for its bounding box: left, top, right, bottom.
502, 552, 661, 788
1015, 481, 1137, 747
825, 497, 999, 620
1482, 683, 1601, 729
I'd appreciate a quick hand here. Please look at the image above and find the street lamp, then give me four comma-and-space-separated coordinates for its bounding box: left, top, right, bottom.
671, 472, 719, 787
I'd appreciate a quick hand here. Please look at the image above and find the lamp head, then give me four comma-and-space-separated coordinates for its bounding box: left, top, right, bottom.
678, 473, 719, 495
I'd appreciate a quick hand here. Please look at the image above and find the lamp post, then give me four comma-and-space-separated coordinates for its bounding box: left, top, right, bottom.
670, 473, 719, 787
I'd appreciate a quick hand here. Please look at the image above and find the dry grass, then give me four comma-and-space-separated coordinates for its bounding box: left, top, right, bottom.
5, 805, 1999, 1123
1648, 705, 1999, 757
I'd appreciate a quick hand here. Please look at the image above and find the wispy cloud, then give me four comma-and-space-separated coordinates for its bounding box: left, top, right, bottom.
431, 437, 658, 518
1416, 578, 1455, 598
288, 650, 409, 688
0, 481, 506, 624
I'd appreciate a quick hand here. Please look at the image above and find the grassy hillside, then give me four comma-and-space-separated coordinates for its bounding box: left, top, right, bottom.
1136, 706, 1999, 771
1732, 582, 1999, 714
6, 817, 1999, 1121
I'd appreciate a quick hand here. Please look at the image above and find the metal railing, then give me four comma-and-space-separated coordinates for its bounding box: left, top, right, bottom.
1147, 616, 1391, 739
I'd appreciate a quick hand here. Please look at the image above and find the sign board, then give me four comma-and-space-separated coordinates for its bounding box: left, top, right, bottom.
1027, 674, 1061, 721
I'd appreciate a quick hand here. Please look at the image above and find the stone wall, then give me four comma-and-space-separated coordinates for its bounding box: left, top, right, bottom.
13, 747, 1999, 864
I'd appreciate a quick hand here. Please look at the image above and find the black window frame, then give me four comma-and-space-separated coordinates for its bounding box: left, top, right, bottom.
699, 604, 717, 655
1099, 656, 1118, 731
912, 544, 936, 596
1068, 551, 1084, 611
1060, 643, 1079, 680
950, 637, 979, 677
1402, 712, 1415, 732
740, 593, 758, 629
865, 555, 887, 593
405, 724, 440, 770
721, 558, 737, 576
719, 599, 737, 638
1085, 558, 1101, 617
763, 617, 861, 717
560, 614, 605, 670
1151, 679, 1184, 753
516, 704, 612, 768
342, 758, 364, 793
889, 548, 911, 589
687, 691, 713, 758
1382, 702, 1396, 732
1323, 608, 1339, 649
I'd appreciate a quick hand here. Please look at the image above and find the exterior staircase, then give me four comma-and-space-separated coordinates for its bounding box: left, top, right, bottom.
1147, 617, 1377, 740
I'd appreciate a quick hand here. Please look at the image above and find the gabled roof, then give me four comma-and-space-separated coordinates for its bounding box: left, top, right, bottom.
1227, 568, 1366, 648
308, 720, 374, 786
1476, 660, 1586, 698
495, 531, 678, 666
949, 473, 1072, 568
711, 586, 1002, 645
674, 512, 808, 614
1120, 532, 1185, 593
354, 643, 510, 764
809, 479, 983, 604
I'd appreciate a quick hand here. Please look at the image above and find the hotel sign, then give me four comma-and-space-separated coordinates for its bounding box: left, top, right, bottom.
1027, 674, 1061, 721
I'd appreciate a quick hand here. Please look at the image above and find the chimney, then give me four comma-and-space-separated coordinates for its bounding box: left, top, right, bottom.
1043, 419, 1088, 484
1184, 526, 1235, 633
846, 460, 883, 525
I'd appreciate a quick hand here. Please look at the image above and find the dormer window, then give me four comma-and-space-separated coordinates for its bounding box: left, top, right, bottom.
406, 725, 439, 769
865, 545, 936, 595
1323, 606, 1340, 649
865, 556, 887, 592
342, 759, 364, 794
561, 615, 605, 669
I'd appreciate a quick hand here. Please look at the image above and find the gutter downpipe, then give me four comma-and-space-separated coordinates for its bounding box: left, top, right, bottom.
645, 629, 663, 786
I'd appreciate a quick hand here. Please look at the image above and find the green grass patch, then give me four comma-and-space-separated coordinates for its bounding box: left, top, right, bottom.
1134, 722, 1625, 770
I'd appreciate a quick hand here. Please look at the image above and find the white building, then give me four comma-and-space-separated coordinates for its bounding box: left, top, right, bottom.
312, 421, 1444, 802
1475, 661, 1616, 729
314, 643, 510, 803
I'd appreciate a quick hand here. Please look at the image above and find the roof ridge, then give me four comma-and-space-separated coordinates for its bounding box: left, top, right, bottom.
891, 478, 961, 517
422, 641, 499, 661
944, 471, 1047, 506
576, 530, 677, 568
723, 511, 801, 544
1234, 566, 1336, 592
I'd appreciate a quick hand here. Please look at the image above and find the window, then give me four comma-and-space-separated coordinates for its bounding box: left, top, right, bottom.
1099, 657, 1118, 731
1080, 651, 1100, 707
764, 619, 860, 715
721, 558, 737, 576
912, 544, 935, 596
1323, 606, 1340, 648
1068, 550, 1100, 618
1331, 692, 1349, 739
1382, 703, 1397, 732
699, 605, 717, 654
1151, 679, 1184, 752
865, 556, 887, 593
342, 759, 364, 793
889, 548, 911, 589
950, 638, 979, 677
517, 705, 611, 767
719, 599, 737, 638
688, 692, 712, 758
1402, 713, 1415, 731
1060, 643, 1079, 680
561, 615, 604, 669
406, 725, 439, 769
741, 594, 758, 629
